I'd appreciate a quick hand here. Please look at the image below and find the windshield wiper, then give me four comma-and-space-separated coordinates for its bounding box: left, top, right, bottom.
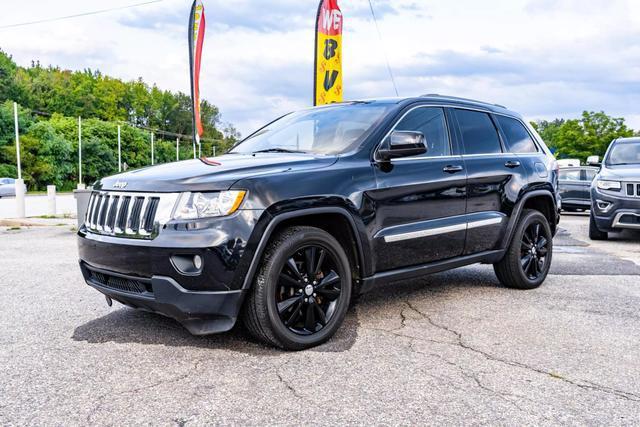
252, 148, 308, 154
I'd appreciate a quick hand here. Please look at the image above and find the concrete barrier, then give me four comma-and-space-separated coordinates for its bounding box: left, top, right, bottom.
47, 185, 56, 216
73, 189, 92, 228
15, 178, 25, 218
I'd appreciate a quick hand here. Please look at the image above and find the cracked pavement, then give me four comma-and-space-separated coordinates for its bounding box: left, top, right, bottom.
1, 213, 640, 425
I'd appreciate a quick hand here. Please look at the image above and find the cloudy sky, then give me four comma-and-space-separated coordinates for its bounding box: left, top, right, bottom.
1, 0, 638, 135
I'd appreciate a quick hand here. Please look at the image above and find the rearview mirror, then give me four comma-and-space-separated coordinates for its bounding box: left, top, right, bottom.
586, 155, 601, 166
377, 131, 427, 162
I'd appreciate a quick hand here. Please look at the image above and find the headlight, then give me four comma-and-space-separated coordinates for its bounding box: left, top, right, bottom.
596, 180, 621, 191
173, 191, 246, 220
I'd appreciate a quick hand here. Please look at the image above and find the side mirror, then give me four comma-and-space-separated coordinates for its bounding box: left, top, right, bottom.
586, 155, 601, 166
377, 131, 427, 162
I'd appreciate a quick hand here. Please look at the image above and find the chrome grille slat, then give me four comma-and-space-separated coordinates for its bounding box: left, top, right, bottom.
98, 195, 111, 230
91, 194, 103, 228
85, 193, 96, 227
128, 197, 145, 233
105, 196, 120, 232
84, 191, 180, 240
115, 196, 130, 233
624, 182, 640, 198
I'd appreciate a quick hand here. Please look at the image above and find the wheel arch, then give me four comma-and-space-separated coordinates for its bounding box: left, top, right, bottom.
501, 189, 558, 249
241, 207, 367, 292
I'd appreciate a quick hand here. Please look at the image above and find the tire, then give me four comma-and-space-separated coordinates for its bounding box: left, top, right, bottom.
589, 212, 608, 240
242, 226, 352, 350
494, 209, 553, 290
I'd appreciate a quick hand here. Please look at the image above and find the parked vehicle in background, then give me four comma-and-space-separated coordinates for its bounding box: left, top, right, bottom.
557, 159, 581, 168
77, 95, 560, 350
0, 178, 24, 198
590, 137, 640, 240
558, 166, 598, 212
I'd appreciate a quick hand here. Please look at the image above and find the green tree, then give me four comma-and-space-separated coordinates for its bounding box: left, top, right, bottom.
533, 111, 634, 160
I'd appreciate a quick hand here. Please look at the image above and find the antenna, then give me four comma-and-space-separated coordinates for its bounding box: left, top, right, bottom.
368, 0, 399, 97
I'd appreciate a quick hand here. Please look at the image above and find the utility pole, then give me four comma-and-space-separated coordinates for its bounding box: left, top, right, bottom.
13, 103, 21, 180
193, 139, 196, 159
117, 125, 122, 172
176, 138, 179, 161
78, 116, 83, 189
151, 132, 155, 165
13, 102, 25, 218
213, 146, 216, 157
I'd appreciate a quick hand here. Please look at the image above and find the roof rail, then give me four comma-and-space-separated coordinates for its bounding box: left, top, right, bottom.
420, 93, 507, 110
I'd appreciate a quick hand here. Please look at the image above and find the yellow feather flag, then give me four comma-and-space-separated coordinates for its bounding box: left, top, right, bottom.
314, 0, 343, 106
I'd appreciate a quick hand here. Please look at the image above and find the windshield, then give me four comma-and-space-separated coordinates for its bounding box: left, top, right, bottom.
230, 103, 391, 155
607, 141, 640, 165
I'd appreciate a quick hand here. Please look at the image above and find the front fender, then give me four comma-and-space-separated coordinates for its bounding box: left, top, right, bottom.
237, 202, 370, 291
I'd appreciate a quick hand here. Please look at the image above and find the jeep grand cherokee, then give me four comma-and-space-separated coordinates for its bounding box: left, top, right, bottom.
78, 95, 560, 350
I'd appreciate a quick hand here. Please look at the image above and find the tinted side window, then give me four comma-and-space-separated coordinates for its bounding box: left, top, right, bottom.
455, 109, 502, 155
559, 170, 581, 181
394, 107, 451, 157
497, 116, 538, 153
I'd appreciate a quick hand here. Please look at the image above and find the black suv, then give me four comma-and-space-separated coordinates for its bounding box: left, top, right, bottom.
589, 137, 640, 240
78, 95, 560, 350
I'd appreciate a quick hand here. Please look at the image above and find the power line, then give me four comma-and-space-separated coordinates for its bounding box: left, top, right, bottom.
22, 105, 222, 144
367, 0, 400, 97
0, 0, 164, 30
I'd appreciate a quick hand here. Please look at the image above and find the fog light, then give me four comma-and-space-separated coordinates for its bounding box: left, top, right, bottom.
170, 254, 203, 275
596, 200, 613, 213
193, 255, 203, 270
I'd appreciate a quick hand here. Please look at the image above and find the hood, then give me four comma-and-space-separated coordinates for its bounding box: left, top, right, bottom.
96, 153, 338, 192
599, 164, 640, 180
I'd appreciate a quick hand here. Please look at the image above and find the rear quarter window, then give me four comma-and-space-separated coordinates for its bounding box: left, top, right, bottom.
497, 115, 538, 153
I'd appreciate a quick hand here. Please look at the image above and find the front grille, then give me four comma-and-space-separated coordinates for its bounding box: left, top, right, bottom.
625, 183, 640, 198
84, 191, 178, 239
87, 268, 152, 294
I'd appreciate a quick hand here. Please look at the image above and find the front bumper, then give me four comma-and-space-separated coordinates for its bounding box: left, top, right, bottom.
80, 261, 245, 334
591, 189, 640, 231
77, 208, 266, 335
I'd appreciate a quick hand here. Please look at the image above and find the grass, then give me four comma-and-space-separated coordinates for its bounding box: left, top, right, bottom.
27, 191, 74, 196
33, 213, 74, 219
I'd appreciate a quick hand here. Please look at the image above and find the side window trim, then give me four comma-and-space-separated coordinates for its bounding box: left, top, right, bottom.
375, 105, 455, 161
489, 113, 507, 154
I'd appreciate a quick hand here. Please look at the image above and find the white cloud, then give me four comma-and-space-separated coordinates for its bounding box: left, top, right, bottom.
0, 0, 638, 134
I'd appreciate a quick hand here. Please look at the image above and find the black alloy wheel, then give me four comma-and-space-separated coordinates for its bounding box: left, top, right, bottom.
494, 209, 553, 290
520, 222, 550, 280
242, 226, 352, 350
275, 245, 343, 335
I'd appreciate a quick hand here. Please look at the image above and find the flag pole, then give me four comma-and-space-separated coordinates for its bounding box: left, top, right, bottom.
117, 125, 122, 172
189, 0, 205, 155
14, 102, 25, 218
78, 116, 83, 189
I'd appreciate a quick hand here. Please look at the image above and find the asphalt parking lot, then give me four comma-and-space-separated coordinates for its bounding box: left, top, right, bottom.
1, 214, 640, 425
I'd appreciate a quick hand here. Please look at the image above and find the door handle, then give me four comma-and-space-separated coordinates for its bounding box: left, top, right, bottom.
505, 161, 521, 169
443, 165, 464, 174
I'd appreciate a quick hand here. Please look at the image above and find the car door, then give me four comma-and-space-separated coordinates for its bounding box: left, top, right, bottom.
451, 108, 529, 255
558, 168, 583, 207
370, 106, 467, 272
